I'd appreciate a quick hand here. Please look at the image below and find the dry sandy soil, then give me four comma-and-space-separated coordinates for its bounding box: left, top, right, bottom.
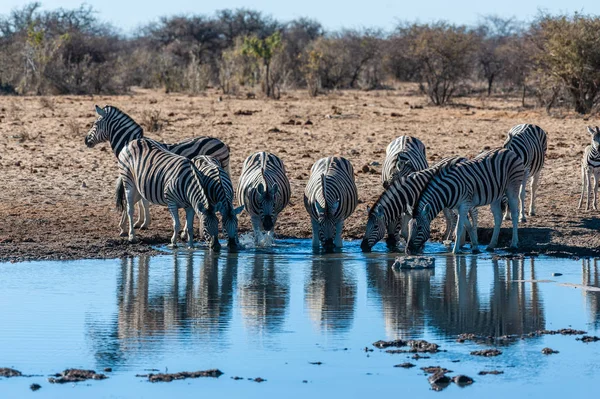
1, 86, 599, 262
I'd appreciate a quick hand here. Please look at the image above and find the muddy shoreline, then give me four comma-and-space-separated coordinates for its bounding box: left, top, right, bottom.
1, 88, 599, 263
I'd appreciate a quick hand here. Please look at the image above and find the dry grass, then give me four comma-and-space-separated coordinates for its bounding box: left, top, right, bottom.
140, 109, 164, 132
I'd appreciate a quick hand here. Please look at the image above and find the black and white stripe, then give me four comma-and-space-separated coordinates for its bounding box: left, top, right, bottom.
85, 105, 230, 231
381, 136, 428, 188
116, 138, 221, 250
361, 157, 475, 251
192, 155, 243, 247
406, 148, 525, 254
304, 157, 358, 249
502, 124, 547, 220
237, 152, 291, 240
578, 126, 600, 211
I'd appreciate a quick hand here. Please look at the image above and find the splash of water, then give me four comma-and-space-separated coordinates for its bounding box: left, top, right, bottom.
237, 231, 275, 249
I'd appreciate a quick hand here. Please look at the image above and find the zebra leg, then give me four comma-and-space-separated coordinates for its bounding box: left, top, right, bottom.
442, 208, 455, 241
461, 208, 479, 253
124, 188, 138, 243
134, 200, 143, 229
486, 200, 503, 251
579, 166, 587, 209
528, 171, 541, 216
518, 170, 529, 223
167, 205, 181, 248
452, 209, 468, 254
250, 215, 262, 244
586, 169, 592, 211
593, 171, 599, 211
311, 219, 320, 249
184, 208, 195, 248
139, 198, 151, 230
334, 220, 344, 248
507, 187, 520, 249
119, 210, 128, 237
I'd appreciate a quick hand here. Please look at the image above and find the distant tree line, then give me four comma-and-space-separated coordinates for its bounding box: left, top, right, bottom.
1, 3, 600, 113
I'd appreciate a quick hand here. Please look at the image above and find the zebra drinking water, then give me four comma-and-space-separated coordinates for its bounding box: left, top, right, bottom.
237, 152, 291, 243
381, 136, 428, 189
192, 155, 244, 248
406, 148, 525, 254
85, 105, 230, 231
361, 157, 477, 252
502, 124, 547, 221
578, 126, 600, 211
304, 157, 358, 250
116, 138, 221, 250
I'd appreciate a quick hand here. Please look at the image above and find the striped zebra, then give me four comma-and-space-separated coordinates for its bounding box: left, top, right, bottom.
361, 157, 478, 252
192, 156, 244, 247
116, 138, 221, 250
237, 152, 291, 241
406, 148, 525, 254
304, 157, 358, 250
502, 124, 547, 221
578, 126, 600, 211
381, 136, 428, 188
85, 105, 230, 231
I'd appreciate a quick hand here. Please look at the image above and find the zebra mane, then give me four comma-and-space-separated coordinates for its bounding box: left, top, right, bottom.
104, 105, 145, 134
189, 162, 211, 211
319, 173, 329, 212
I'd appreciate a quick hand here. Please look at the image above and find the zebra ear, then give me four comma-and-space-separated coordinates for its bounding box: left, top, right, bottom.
374, 205, 384, 218
234, 205, 244, 215
366, 205, 371, 214
214, 201, 224, 214
330, 199, 340, 213
315, 201, 325, 215
257, 183, 265, 196
396, 158, 406, 170
95, 105, 106, 117
422, 203, 431, 216
270, 183, 279, 195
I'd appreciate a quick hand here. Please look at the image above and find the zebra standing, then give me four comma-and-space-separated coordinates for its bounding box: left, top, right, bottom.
116, 138, 221, 250
192, 155, 244, 247
406, 148, 525, 254
304, 157, 358, 250
85, 105, 230, 232
381, 136, 428, 189
502, 124, 547, 221
361, 157, 477, 252
578, 126, 600, 211
237, 152, 291, 241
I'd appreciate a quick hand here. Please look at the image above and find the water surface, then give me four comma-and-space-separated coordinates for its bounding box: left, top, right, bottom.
1, 240, 599, 398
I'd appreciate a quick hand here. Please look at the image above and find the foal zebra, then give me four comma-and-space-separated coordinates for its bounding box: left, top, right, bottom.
85, 105, 230, 231
406, 148, 525, 254
361, 157, 477, 252
237, 152, 291, 242
502, 124, 547, 221
578, 126, 600, 211
381, 136, 428, 188
116, 138, 221, 250
304, 157, 358, 250
192, 156, 244, 247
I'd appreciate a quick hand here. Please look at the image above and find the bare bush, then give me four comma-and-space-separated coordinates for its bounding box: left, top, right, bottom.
140, 110, 164, 132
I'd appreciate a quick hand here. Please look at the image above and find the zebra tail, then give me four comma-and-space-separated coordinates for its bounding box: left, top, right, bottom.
115, 176, 125, 213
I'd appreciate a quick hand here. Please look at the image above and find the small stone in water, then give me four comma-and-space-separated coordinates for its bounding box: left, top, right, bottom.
30, 383, 41, 391
392, 256, 435, 270
552, 272, 563, 276
542, 347, 559, 354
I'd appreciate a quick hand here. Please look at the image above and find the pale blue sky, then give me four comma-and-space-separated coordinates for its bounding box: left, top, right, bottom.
1, 0, 598, 33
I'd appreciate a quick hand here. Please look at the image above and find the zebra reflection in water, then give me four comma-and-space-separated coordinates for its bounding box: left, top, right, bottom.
582, 259, 600, 329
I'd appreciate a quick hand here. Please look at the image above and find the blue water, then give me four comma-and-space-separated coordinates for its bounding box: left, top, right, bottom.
1, 240, 599, 398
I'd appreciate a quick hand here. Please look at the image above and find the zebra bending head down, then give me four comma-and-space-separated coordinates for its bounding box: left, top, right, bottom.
304, 157, 358, 250
192, 155, 244, 248
117, 139, 221, 250
237, 152, 291, 242
578, 126, 600, 211
381, 136, 428, 189
406, 148, 525, 255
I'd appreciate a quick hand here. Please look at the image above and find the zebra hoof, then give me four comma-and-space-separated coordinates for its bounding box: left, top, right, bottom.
167, 243, 178, 249
119, 232, 128, 237
519, 217, 527, 223
485, 246, 495, 252
128, 236, 139, 244
138, 226, 149, 231
472, 248, 481, 254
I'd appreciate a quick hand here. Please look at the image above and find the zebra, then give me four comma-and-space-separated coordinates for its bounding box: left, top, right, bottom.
405, 148, 525, 254
360, 157, 478, 252
502, 124, 547, 221
304, 157, 358, 250
381, 136, 428, 189
578, 126, 600, 211
237, 152, 291, 242
85, 105, 230, 232
192, 155, 244, 247
116, 138, 221, 250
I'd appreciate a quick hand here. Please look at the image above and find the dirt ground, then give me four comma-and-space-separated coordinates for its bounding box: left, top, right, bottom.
1, 86, 599, 262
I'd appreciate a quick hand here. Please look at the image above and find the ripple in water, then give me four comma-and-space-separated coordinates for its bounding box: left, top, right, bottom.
238, 231, 275, 249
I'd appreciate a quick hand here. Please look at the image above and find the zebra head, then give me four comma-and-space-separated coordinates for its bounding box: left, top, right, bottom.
392, 155, 415, 181
315, 199, 340, 249
588, 126, 600, 151
361, 204, 386, 252
406, 203, 432, 255
200, 210, 221, 251
217, 202, 244, 249
256, 182, 279, 231
85, 105, 111, 148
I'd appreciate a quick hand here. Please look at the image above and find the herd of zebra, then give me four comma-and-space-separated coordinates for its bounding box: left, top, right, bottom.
84, 105, 600, 254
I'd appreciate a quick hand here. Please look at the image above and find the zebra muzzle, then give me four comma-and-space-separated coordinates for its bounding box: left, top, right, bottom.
360, 240, 372, 252
262, 216, 274, 231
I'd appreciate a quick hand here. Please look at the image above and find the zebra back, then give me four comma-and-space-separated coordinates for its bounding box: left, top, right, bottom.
166, 137, 231, 174
237, 152, 291, 217
503, 124, 547, 176
382, 136, 428, 188
305, 157, 358, 221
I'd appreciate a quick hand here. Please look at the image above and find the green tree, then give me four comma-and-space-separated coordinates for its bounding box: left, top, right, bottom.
242, 32, 282, 98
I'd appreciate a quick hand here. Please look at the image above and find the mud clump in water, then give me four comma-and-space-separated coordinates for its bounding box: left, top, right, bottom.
253, 377, 266, 383
577, 335, 600, 343
470, 349, 502, 357
421, 366, 452, 374
375, 339, 441, 354
428, 372, 451, 391
394, 363, 416, 368
48, 369, 107, 383
147, 369, 223, 382
478, 370, 504, 375
534, 328, 587, 336
457, 333, 517, 345
30, 383, 41, 391
373, 339, 406, 348
0, 367, 22, 377
542, 347, 559, 354
453, 375, 474, 386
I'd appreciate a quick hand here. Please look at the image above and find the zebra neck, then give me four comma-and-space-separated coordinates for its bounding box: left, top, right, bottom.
189, 165, 210, 211
109, 119, 144, 156
590, 147, 600, 163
